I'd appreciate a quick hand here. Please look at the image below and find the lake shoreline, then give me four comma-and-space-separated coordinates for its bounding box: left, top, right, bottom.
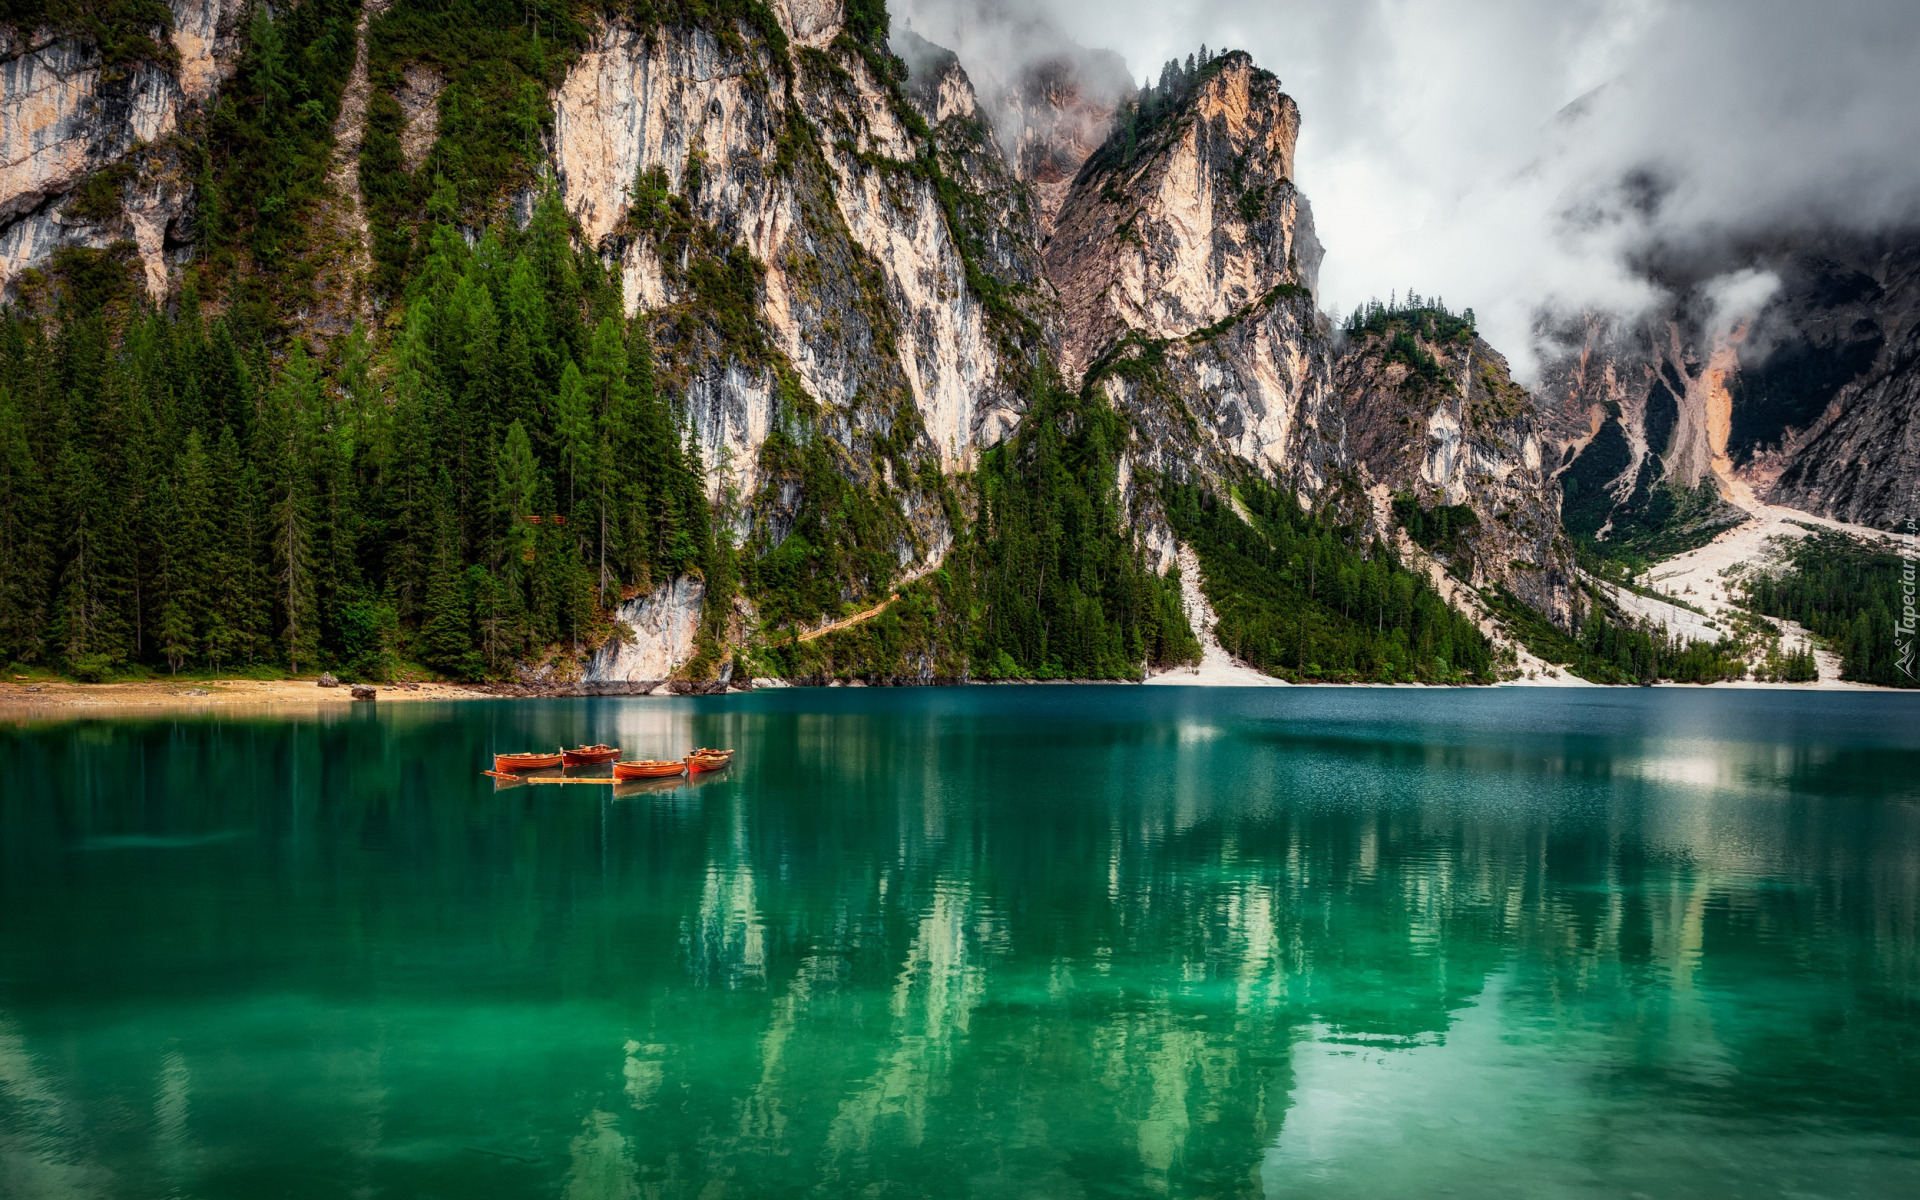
3, 671, 1906, 718
0, 677, 499, 715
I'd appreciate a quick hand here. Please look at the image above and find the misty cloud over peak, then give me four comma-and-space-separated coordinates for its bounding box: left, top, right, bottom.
894, 0, 1920, 381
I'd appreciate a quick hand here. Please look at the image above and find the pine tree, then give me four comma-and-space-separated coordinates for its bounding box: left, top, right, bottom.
202, 318, 253, 439
458, 282, 503, 518
382, 308, 442, 623
495, 419, 541, 566
504, 251, 556, 391
468, 563, 509, 673
204, 427, 266, 670
491, 419, 541, 647
553, 359, 593, 510
526, 188, 583, 362
52, 433, 120, 670
420, 495, 473, 676
157, 430, 216, 672
0, 386, 48, 664
583, 315, 628, 600
261, 343, 321, 673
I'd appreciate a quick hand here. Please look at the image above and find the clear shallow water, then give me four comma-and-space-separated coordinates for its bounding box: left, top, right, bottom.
2, 687, 1919, 1199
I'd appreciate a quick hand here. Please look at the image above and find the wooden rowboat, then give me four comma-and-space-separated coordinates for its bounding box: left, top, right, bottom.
687, 748, 734, 773
614, 759, 686, 781
494, 751, 563, 773
562, 744, 622, 766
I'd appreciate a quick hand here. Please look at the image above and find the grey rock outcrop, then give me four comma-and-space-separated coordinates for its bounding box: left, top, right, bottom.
1044, 55, 1341, 503
1047, 55, 1322, 383
1336, 332, 1574, 622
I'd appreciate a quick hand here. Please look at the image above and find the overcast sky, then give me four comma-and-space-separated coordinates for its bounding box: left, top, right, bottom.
896, 0, 1920, 378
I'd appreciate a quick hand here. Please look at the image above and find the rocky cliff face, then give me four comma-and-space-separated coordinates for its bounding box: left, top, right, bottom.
588, 576, 707, 683
0, 0, 247, 297
894, 1, 1133, 239
1047, 55, 1320, 380
1337, 327, 1573, 620
1043, 54, 1340, 500
1754, 238, 1920, 529
993, 51, 1132, 237
1539, 232, 1920, 536
554, 10, 1032, 493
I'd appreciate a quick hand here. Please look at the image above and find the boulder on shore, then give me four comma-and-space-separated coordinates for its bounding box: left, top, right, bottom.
350, 685, 377, 701
317, 673, 340, 688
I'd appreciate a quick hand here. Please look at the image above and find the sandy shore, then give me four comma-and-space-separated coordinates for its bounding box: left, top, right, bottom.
0, 677, 499, 717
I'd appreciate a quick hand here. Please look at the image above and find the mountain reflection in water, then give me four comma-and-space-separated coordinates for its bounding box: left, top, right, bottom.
2, 687, 1917, 1198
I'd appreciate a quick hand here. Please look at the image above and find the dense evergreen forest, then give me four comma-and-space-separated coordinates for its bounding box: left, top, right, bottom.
1744, 531, 1916, 687
0, 196, 711, 682
1164, 479, 1494, 683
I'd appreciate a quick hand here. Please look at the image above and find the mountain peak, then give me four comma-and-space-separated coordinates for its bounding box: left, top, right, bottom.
1046, 48, 1318, 381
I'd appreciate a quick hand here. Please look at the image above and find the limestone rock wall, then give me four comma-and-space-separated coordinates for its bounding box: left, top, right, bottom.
586, 576, 707, 682
0, 0, 248, 297
1048, 54, 1341, 489
552, 15, 1028, 487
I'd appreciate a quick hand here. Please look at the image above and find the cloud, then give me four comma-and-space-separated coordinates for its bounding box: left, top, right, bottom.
1702, 269, 1783, 341
893, 0, 1920, 380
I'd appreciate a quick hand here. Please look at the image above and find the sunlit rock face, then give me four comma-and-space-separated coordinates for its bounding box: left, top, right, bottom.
1048, 54, 1321, 382
1044, 54, 1344, 502
0, 0, 247, 297
770, 0, 844, 49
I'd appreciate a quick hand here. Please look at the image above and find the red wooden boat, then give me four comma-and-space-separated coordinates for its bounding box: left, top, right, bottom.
562, 744, 622, 767
614, 759, 686, 781
494, 750, 563, 773
687, 748, 734, 773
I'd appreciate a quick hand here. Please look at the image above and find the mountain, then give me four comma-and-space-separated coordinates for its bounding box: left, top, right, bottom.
0, 0, 1680, 689
1538, 230, 1920, 546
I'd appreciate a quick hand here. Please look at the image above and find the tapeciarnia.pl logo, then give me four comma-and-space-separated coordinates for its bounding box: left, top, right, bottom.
1902, 517, 1917, 679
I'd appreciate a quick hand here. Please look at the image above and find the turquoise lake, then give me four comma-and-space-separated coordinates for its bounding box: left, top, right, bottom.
3, 686, 1918, 1198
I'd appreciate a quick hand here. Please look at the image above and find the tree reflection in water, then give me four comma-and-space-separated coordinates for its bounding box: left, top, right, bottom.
2, 688, 1917, 1198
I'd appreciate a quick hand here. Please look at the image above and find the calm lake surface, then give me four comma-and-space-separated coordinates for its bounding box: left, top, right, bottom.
3, 687, 1919, 1199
